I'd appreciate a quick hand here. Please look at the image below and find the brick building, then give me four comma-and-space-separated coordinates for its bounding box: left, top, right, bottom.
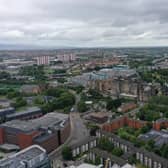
0, 112, 70, 153
102, 116, 168, 132
102, 116, 147, 132
117, 102, 137, 113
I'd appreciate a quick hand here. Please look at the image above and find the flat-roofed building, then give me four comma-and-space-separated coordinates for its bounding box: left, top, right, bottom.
0, 145, 51, 168
0, 112, 70, 153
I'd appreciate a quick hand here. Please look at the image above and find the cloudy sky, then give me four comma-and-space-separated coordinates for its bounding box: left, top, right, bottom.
0, 0, 168, 48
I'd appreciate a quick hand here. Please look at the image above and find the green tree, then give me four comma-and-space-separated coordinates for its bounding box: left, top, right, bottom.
62, 146, 72, 160
77, 101, 88, 112
112, 147, 123, 156
12, 97, 27, 108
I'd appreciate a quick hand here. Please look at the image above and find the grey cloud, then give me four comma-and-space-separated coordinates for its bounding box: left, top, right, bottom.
0, 0, 168, 47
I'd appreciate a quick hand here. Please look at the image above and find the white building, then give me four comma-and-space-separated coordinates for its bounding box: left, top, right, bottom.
36, 56, 50, 65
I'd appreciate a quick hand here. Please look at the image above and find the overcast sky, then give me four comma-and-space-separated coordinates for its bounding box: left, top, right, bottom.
0, 0, 168, 48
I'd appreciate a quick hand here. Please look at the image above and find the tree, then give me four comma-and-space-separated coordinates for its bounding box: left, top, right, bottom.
98, 137, 114, 152
106, 98, 122, 110
62, 146, 72, 160
7, 90, 21, 99
34, 96, 45, 105
12, 97, 27, 108
88, 89, 103, 99
0, 71, 10, 80
77, 101, 88, 112
112, 147, 123, 156
19, 65, 46, 81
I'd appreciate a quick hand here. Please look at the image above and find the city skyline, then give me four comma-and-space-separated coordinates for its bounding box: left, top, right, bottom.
0, 0, 168, 49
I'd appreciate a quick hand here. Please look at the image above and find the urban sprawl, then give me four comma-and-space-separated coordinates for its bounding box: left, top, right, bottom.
0, 48, 168, 168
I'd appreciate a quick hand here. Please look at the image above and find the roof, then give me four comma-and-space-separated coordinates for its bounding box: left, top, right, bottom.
0, 144, 20, 151
6, 107, 41, 120
0, 107, 15, 116
90, 68, 136, 80
71, 136, 97, 149
1, 120, 37, 133
90, 112, 108, 119
20, 84, 39, 92
100, 130, 168, 167
138, 129, 168, 146
1, 112, 69, 133
0, 145, 47, 168
76, 163, 102, 168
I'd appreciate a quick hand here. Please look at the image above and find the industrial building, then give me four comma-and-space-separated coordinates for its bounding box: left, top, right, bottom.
6, 107, 42, 121
0, 112, 70, 153
0, 107, 42, 122
0, 145, 51, 168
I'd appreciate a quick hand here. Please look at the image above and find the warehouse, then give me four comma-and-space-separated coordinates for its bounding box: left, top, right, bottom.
0, 112, 70, 153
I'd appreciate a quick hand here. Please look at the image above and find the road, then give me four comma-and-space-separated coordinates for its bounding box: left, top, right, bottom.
69, 112, 89, 146
49, 90, 89, 167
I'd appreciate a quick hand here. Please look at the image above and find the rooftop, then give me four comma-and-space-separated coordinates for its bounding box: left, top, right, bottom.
6, 107, 41, 119
90, 68, 136, 80
0, 145, 47, 168
1, 112, 69, 133
138, 129, 168, 146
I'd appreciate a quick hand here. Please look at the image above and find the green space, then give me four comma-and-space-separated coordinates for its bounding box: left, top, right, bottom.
19, 65, 46, 81
136, 96, 168, 121
41, 87, 75, 113
116, 126, 168, 159
98, 137, 123, 157
139, 68, 168, 84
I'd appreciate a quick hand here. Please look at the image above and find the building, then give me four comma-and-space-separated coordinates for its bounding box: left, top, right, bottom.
69, 163, 103, 168
0, 107, 42, 123
57, 54, 76, 62
0, 145, 51, 168
102, 116, 168, 134
153, 118, 168, 130
102, 116, 147, 132
0, 99, 10, 108
138, 129, 168, 147
0, 107, 15, 123
36, 56, 50, 65
6, 107, 42, 121
0, 112, 70, 153
86, 68, 161, 102
117, 103, 137, 113
87, 112, 108, 124
70, 129, 168, 168
87, 148, 135, 168
97, 130, 168, 168
20, 85, 41, 94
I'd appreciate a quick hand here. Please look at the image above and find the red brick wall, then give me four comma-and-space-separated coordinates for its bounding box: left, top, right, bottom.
102, 117, 126, 132
102, 116, 147, 132
153, 121, 168, 131
17, 131, 39, 149
35, 133, 59, 153
102, 116, 168, 133
0, 128, 4, 144
126, 117, 147, 129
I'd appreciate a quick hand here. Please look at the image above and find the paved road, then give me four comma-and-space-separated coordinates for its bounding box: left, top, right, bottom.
49, 90, 89, 167
69, 112, 89, 146
49, 111, 89, 167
